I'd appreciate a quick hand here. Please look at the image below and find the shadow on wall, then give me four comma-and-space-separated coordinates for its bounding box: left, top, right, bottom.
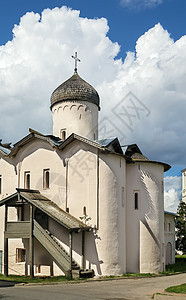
85, 231, 103, 275
22, 238, 53, 276
49, 219, 103, 275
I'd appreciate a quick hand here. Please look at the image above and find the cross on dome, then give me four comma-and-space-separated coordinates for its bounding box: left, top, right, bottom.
71, 52, 81, 73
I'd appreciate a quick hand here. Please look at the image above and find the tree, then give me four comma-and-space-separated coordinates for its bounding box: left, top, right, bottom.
176, 201, 186, 253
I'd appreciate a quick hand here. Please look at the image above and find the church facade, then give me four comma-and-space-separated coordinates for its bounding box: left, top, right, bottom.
0, 58, 175, 277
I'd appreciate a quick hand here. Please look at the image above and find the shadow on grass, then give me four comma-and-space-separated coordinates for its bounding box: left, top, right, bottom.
0, 280, 18, 288
0, 274, 70, 286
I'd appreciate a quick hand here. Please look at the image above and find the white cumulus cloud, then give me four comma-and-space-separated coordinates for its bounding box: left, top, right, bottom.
0, 7, 186, 171
164, 176, 182, 213
0, 7, 120, 141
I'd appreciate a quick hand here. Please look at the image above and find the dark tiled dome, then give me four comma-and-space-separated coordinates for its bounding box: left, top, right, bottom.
50, 72, 100, 109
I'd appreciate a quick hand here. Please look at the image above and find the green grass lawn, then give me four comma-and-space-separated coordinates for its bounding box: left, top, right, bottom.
166, 283, 186, 294
0, 274, 69, 284
164, 256, 186, 294
0, 273, 156, 284
122, 273, 156, 277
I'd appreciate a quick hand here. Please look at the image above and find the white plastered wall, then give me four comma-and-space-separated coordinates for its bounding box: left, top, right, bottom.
126, 162, 165, 273
1, 138, 127, 277
58, 141, 127, 276
56, 142, 127, 276
15, 139, 66, 208
0, 155, 17, 273
164, 213, 175, 265
95, 153, 126, 276
52, 101, 98, 140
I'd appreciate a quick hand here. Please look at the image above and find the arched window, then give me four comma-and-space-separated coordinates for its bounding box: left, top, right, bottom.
24, 172, 30, 189
43, 169, 50, 189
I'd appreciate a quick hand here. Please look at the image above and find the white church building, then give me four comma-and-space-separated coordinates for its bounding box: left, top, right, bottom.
0, 54, 175, 278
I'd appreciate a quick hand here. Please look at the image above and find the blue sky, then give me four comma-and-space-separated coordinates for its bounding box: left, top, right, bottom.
0, 0, 186, 211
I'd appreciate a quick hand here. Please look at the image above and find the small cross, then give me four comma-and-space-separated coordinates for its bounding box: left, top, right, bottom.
72, 52, 80, 73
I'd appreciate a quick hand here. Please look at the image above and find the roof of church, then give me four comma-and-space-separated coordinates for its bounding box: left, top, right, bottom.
0, 146, 11, 155
1, 129, 126, 160
96, 138, 123, 154
1, 130, 170, 170
124, 144, 171, 171
96, 138, 117, 147
164, 211, 177, 216
50, 72, 100, 110
131, 152, 150, 161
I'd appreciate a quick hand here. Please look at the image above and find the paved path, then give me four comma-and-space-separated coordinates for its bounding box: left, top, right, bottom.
0, 274, 186, 299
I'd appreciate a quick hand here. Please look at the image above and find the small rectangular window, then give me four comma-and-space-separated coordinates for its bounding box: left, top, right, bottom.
134, 191, 140, 210
16, 248, 26, 263
24, 172, 30, 189
43, 169, 50, 189
121, 187, 125, 207
60, 129, 66, 141
0, 175, 2, 194
83, 206, 87, 215
36, 264, 41, 274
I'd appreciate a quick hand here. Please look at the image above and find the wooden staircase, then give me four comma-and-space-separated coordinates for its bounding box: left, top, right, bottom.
33, 220, 80, 277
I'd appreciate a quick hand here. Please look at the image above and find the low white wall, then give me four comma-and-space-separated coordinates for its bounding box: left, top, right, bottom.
164, 213, 175, 265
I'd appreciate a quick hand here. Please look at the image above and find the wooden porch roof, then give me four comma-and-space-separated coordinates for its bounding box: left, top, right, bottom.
0, 188, 91, 232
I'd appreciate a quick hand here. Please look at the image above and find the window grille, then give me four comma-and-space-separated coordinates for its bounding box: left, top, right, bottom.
16, 248, 26, 263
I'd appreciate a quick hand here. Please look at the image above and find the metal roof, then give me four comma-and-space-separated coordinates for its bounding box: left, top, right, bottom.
1, 130, 169, 171
96, 138, 116, 147
164, 210, 178, 217
1, 130, 125, 159
0, 146, 11, 155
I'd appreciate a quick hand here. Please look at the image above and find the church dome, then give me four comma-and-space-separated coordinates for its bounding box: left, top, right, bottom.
50, 72, 100, 110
